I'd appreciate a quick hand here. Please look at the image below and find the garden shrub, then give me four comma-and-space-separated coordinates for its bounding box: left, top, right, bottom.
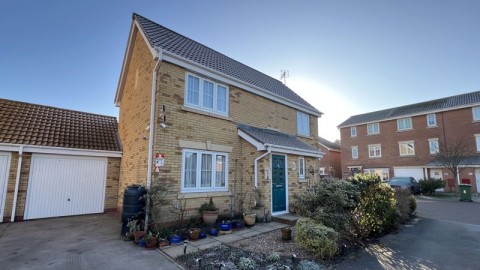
292, 179, 359, 236
350, 174, 397, 238
295, 218, 339, 260
419, 178, 445, 195
394, 189, 416, 223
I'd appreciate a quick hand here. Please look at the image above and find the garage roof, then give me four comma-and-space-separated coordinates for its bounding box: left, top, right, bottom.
0, 98, 121, 151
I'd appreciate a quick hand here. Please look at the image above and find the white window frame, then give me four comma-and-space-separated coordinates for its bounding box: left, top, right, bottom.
181, 149, 228, 193
318, 167, 326, 175
351, 146, 358, 159
428, 138, 439, 155
473, 107, 480, 121
476, 134, 480, 152
367, 123, 380, 135
297, 112, 310, 136
368, 144, 382, 158
397, 117, 412, 131
427, 114, 437, 127
350, 126, 357, 137
298, 157, 305, 179
398, 141, 415, 156
185, 73, 229, 116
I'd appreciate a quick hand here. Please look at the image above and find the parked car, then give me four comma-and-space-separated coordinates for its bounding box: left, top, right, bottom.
386, 177, 421, 194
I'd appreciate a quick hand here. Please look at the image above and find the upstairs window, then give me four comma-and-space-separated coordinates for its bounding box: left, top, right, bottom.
297, 112, 310, 136
427, 114, 437, 127
368, 144, 381, 158
397, 118, 412, 131
476, 135, 480, 152
429, 138, 439, 154
473, 107, 480, 121
185, 74, 228, 115
367, 123, 380, 135
399, 141, 415, 156
351, 126, 357, 137
352, 146, 358, 159
298, 157, 305, 179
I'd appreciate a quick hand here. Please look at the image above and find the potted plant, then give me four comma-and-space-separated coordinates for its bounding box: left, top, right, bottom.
281, 227, 292, 241
128, 219, 146, 244
219, 220, 232, 231
243, 210, 256, 226
189, 227, 201, 240
144, 231, 158, 249
199, 197, 219, 225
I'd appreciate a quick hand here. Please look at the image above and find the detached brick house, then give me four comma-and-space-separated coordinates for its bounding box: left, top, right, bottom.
338, 91, 480, 193
317, 137, 341, 178
115, 14, 323, 223
0, 99, 121, 222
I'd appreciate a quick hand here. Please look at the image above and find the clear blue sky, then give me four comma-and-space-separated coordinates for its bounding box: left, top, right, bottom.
1, 1, 479, 141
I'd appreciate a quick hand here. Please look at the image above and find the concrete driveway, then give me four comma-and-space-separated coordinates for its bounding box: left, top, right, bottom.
0, 214, 182, 270
335, 197, 480, 270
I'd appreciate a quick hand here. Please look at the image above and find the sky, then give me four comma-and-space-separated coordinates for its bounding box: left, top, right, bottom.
1, 1, 479, 142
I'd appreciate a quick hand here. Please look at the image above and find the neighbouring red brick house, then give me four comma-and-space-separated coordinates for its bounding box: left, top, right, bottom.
317, 137, 341, 178
338, 91, 480, 193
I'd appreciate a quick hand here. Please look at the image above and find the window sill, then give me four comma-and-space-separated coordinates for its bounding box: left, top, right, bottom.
297, 133, 311, 139
181, 106, 232, 121
178, 191, 231, 199
426, 126, 438, 128
366, 133, 380, 136
368, 157, 382, 159
396, 129, 413, 132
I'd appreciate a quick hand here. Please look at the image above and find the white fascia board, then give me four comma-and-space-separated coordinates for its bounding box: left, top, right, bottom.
238, 130, 266, 151
0, 143, 122, 158
266, 144, 324, 158
161, 51, 322, 117
115, 20, 158, 106
338, 103, 480, 128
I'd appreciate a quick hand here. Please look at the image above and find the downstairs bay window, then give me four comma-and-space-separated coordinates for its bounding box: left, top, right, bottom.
182, 149, 228, 193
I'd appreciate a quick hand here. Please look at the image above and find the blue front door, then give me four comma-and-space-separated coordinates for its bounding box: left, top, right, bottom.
272, 155, 286, 212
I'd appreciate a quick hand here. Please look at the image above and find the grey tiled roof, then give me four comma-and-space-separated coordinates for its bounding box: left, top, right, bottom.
318, 137, 340, 151
0, 98, 121, 151
338, 91, 480, 127
237, 123, 319, 153
133, 13, 320, 115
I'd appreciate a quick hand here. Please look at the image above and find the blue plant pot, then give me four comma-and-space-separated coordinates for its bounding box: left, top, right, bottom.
199, 232, 207, 239
168, 235, 182, 244
209, 228, 218, 236
139, 238, 146, 247
219, 223, 232, 231
232, 220, 244, 229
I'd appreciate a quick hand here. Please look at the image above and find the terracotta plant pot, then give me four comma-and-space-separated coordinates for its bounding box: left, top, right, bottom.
202, 210, 219, 225
158, 239, 169, 247
243, 213, 256, 226
281, 227, 292, 241
145, 237, 158, 249
189, 228, 201, 240
134, 231, 146, 244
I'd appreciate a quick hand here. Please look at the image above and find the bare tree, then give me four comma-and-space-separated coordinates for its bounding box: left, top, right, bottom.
435, 138, 472, 187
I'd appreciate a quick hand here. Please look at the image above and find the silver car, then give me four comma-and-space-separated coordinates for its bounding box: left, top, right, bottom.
387, 177, 421, 194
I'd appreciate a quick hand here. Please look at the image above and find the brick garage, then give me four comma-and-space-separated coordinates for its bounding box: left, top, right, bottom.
0, 99, 122, 222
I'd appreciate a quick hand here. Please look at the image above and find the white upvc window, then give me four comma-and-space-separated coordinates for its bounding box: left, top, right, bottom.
473, 107, 480, 121
181, 149, 228, 193
367, 123, 380, 135
351, 146, 358, 159
185, 73, 228, 115
399, 141, 415, 156
429, 138, 439, 154
368, 144, 382, 158
351, 126, 357, 137
427, 114, 437, 127
298, 157, 305, 179
297, 112, 310, 136
476, 134, 480, 152
318, 167, 326, 175
397, 117, 412, 131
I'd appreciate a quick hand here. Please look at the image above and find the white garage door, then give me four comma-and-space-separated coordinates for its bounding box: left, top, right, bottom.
24, 154, 107, 220
394, 167, 424, 181
0, 152, 11, 223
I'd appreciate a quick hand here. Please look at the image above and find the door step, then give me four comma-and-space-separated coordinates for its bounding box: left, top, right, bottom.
272, 213, 300, 226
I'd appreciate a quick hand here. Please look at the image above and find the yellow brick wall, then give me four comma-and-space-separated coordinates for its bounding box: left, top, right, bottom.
1, 153, 119, 222
117, 29, 156, 209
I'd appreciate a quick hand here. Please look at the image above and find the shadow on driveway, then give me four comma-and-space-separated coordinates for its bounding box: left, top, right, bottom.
0, 214, 182, 270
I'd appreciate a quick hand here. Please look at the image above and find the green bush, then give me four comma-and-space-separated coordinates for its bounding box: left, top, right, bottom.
292, 179, 359, 236
395, 189, 416, 223
296, 218, 339, 260
351, 174, 397, 238
419, 178, 445, 195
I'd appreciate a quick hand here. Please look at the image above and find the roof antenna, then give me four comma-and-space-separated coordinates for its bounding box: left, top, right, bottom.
280, 70, 289, 85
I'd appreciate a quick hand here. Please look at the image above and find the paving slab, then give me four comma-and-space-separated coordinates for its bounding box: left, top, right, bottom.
186, 237, 217, 247
215, 233, 245, 244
